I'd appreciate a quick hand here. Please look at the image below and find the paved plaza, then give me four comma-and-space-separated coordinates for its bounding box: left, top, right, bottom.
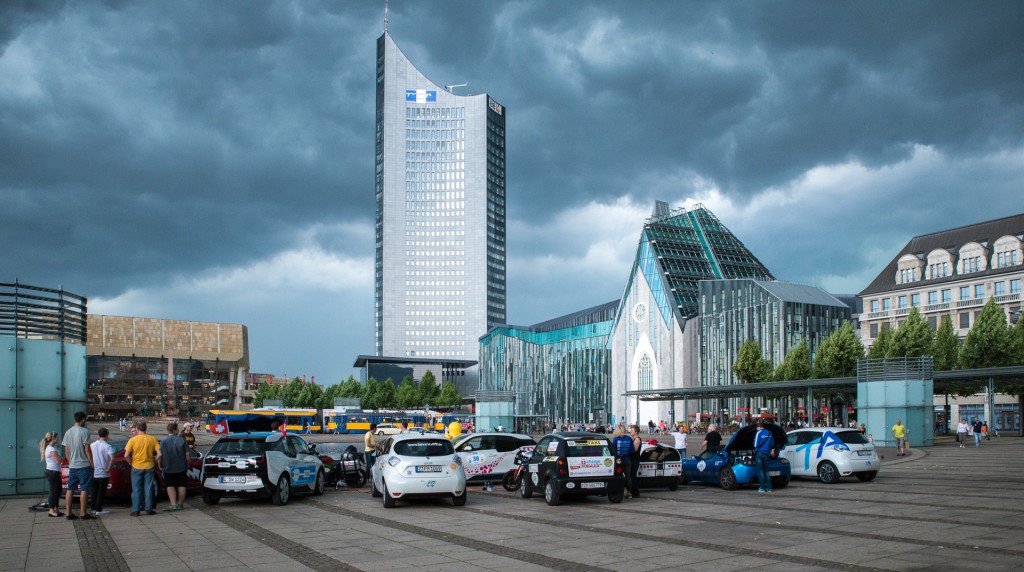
3, 432, 1023, 572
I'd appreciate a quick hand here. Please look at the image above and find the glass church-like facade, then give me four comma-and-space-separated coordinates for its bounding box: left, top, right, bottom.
374, 32, 506, 393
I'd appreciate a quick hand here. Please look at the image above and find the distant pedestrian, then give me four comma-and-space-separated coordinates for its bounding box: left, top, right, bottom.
753, 421, 775, 494
40, 431, 64, 517
972, 419, 983, 447
647, 420, 656, 435
62, 411, 94, 520
304, 420, 311, 434
181, 423, 197, 450
982, 421, 990, 440
956, 418, 969, 448
160, 422, 189, 511
90, 427, 114, 515
125, 420, 161, 516
612, 426, 633, 499
672, 425, 688, 459
891, 419, 907, 456
628, 424, 643, 498
702, 425, 723, 453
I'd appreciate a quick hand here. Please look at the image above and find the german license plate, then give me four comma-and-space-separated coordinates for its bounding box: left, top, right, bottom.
220, 476, 245, 484
858, 450, 872, 456
768, 471, 780, 477
416, 465, 442, 473
581, 482, 604, 489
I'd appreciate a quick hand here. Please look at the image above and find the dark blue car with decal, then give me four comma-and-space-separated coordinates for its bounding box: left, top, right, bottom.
201, 432, 325, 506
681, 425, 790, 490
780, 427, 879, 483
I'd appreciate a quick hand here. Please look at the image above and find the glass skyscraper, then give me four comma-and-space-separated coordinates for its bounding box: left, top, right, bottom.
374, 32, 506, 388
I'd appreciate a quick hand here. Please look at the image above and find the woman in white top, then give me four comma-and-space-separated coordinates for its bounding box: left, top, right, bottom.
39, 431, 64, 517
956, 418, 969, 449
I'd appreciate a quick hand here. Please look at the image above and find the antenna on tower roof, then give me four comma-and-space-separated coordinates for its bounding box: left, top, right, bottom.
383, 0, 389, 33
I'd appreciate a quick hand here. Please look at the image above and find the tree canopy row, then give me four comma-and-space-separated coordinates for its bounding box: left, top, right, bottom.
251, 370, 463, 410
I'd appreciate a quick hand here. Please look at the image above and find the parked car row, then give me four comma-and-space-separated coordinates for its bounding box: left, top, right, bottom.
180, 424, 880, 510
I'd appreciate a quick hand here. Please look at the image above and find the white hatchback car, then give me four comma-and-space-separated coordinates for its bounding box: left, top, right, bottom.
370, 433, 468, 508
780, 427, 880, 483
453, 432, 536, 483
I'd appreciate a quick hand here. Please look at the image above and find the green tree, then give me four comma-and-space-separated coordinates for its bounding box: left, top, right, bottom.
931, 316, 962, 371
437, 381, 462, 408
297, 381, 324, 409
376, 378, 397, 410
1010, 315, 1024, 364
252, 382, 281, 408
360, 378, 380, 410
868, 325, 893, 359
813, 322, 864, 378
777, 339, 812, 381
418, 370, 439, 406
889, 307, 934, 357
960, 299, 1011, 368
338, 375, 364, 400
395, 376, 420, 409
280, 378, 304, 407
733, 340, 771, 383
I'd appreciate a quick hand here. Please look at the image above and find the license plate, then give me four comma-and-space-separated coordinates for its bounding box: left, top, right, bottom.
220, 476, 245, 484
416, 465, 442, 473
581, 482, 604, 489
858, 450, 872, 456
768, 471, 780, 477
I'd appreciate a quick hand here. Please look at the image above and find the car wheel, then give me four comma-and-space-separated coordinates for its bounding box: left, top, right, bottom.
452, 489, 467, 506
201, 488, 221, 506
817, 461, 840, 484
607, 488, 624, 503
313, 469, 325, 496
377, 431, 385, 436
347, 469, 368, 488
519, 474, 533, 499
856, 471, 877, 482
271, 474, 291, 506
382, 481, 396, 509
771, 475, 790, 489
544, 478, 561, 506
719, 467, 739, 490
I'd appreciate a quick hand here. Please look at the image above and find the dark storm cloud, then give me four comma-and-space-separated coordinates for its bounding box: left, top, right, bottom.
2, 1, 1023, 381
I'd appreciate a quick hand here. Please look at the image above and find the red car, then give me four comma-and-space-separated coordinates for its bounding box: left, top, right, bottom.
62, 440, 204, 498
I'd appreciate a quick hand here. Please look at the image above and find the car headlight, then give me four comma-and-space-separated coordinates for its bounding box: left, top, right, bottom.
387, 456, 401, 467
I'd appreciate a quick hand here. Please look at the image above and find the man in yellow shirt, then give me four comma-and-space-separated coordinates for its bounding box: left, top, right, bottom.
125, 420, 162, 516
891, 419, 907, 457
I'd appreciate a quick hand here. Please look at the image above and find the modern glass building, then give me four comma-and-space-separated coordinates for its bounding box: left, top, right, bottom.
699, 279, 853, 387
374, 31, 506, 394
610, 202, 776, 425
478, 301, 618, 432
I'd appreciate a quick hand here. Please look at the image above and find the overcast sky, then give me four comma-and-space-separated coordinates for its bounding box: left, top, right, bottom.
3, 1, 1022, 384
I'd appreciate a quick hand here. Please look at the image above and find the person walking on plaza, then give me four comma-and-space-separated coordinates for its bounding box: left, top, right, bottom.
364, 423, 380, 470
891, 419, 907, 456
972, 418, 984, 448
125, 420, 161, 516
40, 431, 64, 517
628, 424, 643, 498
62, 411, 94, 520
672, 424, 688, 459
612, 426, 634, 499
161, 422, 189, 511
956, 418, 969, 448
90, 427, 114, 516
753, 421, 775, 493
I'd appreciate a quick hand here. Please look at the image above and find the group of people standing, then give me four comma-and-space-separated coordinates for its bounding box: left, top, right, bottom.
40, 412, 196, 519
955, 418, 991, 448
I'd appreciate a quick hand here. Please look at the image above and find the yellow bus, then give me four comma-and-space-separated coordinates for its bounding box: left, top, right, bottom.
205, 408, 321, 433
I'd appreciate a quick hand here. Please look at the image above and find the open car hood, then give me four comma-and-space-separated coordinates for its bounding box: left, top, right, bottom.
725, 424, 788, 453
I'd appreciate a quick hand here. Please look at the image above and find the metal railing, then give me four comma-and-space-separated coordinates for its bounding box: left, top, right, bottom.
0, 280, 87, 343
857, 356, 933, 382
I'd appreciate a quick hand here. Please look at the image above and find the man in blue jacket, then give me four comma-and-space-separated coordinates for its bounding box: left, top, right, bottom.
753, 420, 774, 493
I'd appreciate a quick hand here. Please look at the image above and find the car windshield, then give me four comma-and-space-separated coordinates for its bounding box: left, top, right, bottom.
394, 439, 454, 457
835, 430, 870, 445
566, 439, 611, 457
209, 438, 265, 455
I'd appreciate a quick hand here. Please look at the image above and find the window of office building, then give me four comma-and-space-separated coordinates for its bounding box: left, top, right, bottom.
959, 312, 970, 329
928, 291, 938, 305
928, 316, 937, 329
975, 284, 985, 299
882, 298, 891, 311
911, 293, 920, 307
870, 323, 878, 338
870, 300, 879, 313
994, 281, 1006, 296
898, 295, 907, 309
1012, 279, 1022, 295
941, 289, 951, 303
960, 286, 970, 300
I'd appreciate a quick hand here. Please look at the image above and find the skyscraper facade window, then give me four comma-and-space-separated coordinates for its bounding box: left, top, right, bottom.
375, 32, 506, 391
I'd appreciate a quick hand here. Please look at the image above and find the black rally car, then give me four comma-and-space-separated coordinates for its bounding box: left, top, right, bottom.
518, 432, 626, 506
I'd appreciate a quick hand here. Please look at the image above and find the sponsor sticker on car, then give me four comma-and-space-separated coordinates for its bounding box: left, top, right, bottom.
567, 456, 614, 478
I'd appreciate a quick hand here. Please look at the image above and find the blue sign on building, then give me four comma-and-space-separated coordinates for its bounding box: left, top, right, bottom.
406, 89, 436, 103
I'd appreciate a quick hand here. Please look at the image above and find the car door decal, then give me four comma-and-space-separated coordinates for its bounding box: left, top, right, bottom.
290, 464, 317, 485
794, 431, 850, 470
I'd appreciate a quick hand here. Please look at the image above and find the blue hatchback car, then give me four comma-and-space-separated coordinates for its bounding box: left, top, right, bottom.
681, 425, 790, 490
